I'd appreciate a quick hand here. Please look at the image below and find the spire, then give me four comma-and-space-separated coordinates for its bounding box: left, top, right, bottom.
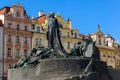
97, 24, 100, 32
66, 18, 70, 23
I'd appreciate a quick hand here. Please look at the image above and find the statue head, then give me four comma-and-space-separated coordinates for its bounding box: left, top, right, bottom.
46, 12, 55, 18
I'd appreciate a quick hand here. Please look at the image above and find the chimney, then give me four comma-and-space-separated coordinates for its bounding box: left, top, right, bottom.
38, 10, 44, 17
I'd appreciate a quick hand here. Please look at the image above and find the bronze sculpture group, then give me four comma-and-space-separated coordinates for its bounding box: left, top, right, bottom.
11, 12, 112, 80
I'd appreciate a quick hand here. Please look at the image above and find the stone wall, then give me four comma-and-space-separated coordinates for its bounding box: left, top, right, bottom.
0, 28, 3, 78
109, 69, 120, 80
8, 58, 120, 80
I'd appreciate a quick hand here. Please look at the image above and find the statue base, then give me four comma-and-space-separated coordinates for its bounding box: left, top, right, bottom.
8, 58, 120, 80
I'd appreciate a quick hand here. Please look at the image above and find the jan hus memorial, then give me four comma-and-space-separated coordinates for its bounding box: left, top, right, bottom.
8, 12, 120, 80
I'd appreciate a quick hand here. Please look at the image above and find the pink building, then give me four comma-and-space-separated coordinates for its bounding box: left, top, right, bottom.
0, 4, 32, 79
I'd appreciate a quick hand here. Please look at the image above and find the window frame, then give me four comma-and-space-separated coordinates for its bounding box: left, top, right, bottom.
36, 27, 40, 32
8, 48, 12, 57
16, 24, 20, 30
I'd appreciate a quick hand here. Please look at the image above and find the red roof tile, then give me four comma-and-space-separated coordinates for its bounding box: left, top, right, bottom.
35, 15, 46, 24
0, 7, 10, 15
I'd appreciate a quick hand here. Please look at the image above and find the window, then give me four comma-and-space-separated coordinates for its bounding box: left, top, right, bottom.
24, 50, 27, 57
8, 23, 11, 28
74, 33, 77, 38
67, 32, 70, 37
67, 42, 70, 49
24, 26, 28, 31
36, 38, 38, 46
16, 36, 20, 43
24, 37, 28, 44
16, 24, 20, 30
8, 48, 12, 57
39, 38, 42, 46
103, 54, 105, 57
98, 35, 101, 45
105, 40, 108, 46
16, 10, 20, 17
36, 27, 40, 32
8, 34, 12, 42
16, 49, 20, 57
107, 55, 110, 58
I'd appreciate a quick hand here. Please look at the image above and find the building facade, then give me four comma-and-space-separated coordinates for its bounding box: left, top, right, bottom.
32, 12, 120, 69
0, 4, 120, 80
90, 25, 120, 69
32, 12, 83, 53
0, 24, 4, 79
0, 4, 32, 79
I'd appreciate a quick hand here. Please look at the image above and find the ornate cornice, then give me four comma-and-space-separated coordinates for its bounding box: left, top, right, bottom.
4, 28, 32, 37
5, 15, 32, 23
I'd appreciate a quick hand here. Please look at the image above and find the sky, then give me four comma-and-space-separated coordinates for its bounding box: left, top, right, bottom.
0, 0, 120, 43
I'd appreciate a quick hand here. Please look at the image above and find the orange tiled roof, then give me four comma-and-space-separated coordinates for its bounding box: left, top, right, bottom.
0, 20, 3, 26
0, 7, 10, 15
35, 15, 46, 24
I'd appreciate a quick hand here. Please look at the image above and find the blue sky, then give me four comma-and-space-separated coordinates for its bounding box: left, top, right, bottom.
0, 0, 120, 43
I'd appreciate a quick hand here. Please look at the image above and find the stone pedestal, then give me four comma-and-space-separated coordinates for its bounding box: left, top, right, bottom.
8, 58, 120, 80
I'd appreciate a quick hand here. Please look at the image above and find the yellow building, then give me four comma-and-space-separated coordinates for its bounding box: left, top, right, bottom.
32, 14, 47, 48
32, 12, 82, 53
32, 12, 120, 69
91, 24, 120, 69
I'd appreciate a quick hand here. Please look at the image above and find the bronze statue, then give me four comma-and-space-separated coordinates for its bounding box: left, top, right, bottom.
46, 12, 67, 56
46, 12, 65, 50
12, 12, 67, 68
70, 37, 100, 59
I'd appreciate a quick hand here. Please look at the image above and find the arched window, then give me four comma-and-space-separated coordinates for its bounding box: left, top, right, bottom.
24, 26, 28, 31
16, 24, 20, 30
36, 27, 40, 32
